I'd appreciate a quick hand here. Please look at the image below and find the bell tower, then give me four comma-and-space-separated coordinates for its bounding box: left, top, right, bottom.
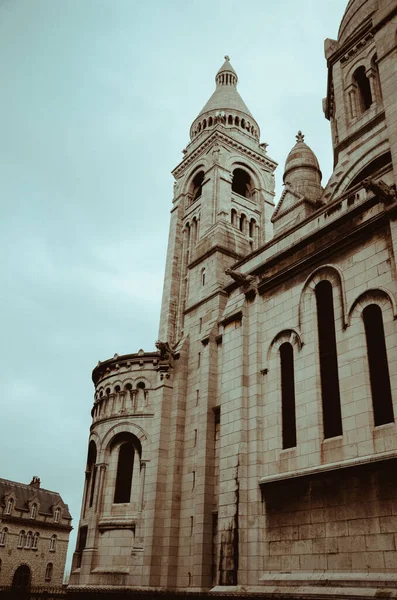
159, 57, 277, 346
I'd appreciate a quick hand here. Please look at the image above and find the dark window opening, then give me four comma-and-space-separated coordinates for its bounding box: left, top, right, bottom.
114, 443, 135, 503
354, 66, 373, 113
280, 343, 297, 449
136, 381, 145, 390
315, 280, 343, 439
239, 214, 246, 233
249, 219, 255, 238
12, 565, 31, 588
192, 171, 204, 202
363, 304, 394, 426
232, 168, 252, 198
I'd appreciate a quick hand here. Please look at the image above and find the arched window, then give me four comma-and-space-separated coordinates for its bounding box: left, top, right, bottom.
208, 117, 213, 127
114, 443, 135, 504
235, 116, 239, 126
228, 115, 233, 125
203, 119, 207, 129
17, 531, 25, 548
231, 208, 237, 226
239, 214, 246, 233
191, 171, 204, 202
354, 66, 373, 113
280, 343, 297, 449
49, 535, 57, 552
32, 532, 39, 550
315, 280, 343, 438
241, 118, 245, 129
0, 528, 7, 546
12, 565, 31, 588
45, 563, 53, 582
54, 508, 61, 523
201, 268, 206, 286
249, 218, 256, 238
5, 498, 13, 515
232, 168, 253, 198
25, 531, 32, 549
85, 440, 97, 511
363, 304, 394, 426
30, 504, 37, 519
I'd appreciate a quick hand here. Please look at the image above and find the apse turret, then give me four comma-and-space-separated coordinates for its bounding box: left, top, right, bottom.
283, 131, 323, 202
189, 56, 260, 141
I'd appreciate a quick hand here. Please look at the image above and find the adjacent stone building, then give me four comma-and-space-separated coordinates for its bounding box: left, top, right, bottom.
0, 476, 72, 587
70, 0, 397, 596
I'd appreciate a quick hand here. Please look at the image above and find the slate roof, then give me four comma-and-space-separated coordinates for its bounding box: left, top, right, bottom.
0, 477, 72, 520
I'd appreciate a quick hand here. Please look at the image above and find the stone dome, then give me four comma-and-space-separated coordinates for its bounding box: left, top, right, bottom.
338, 0, 378, 44
189, 57, 260, 141
283, 132, 322, 201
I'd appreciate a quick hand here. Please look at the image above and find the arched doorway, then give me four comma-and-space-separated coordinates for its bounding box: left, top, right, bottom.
12, 564, 31, 587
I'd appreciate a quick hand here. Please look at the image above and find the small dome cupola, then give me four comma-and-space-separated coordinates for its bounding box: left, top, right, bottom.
215, 56, 238, 87
283, 131, 323, 202
189, 56, 260, 141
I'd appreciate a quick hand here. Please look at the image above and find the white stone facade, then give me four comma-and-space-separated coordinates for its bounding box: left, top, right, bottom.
70, 1, 397, 596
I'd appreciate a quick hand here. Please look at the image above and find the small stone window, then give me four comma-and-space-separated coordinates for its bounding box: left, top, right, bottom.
5, 498, 13, 515
25, 531, 32, 549
54, 508, 61, 523
30, 503, 37, 519
45, 563, 53, 582
49, 534, 57, 552
0, 528, 7, 547
32, 532, 39, 550
17, 531, 25, 548
201, 268, 206, 286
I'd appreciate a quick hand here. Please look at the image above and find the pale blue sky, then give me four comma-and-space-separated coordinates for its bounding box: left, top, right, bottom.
0, 0, 347, 573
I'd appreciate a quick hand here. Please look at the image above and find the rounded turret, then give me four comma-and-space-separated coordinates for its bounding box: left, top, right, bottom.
283, 131, 322, 201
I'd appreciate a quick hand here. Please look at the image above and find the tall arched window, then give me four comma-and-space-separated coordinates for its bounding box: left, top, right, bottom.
363, 304, 394, 426
45, 563, 53, 582
315, 280, 343, 438
32, 532, 39, 550
0, 528, 7, 546
54, 508, 61, 523
280, 343, 297, 449
354, 66, 373, 113
17, 531, 25, 548
25, 531, 32, 549
114, 443, 135, 504
85, 440, 97, 511
231, 209, 237, 226
232, 168, 253, 198
239, 214, 246, 233
201, 268, 206, 286
191, 171, 204, 202
49, 535, 57, 552
30, 504, 37, 519
5, 498, 13, 515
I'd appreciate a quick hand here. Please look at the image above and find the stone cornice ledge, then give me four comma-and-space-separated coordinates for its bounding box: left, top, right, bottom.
98, 517, 137, 531
259, 450, 397, 486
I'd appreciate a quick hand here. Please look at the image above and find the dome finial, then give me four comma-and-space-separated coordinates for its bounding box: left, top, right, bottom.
296, 131, 305, 143
225, 55, 230, 61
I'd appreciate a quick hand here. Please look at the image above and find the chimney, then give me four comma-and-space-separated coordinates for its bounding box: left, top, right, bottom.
29, 476, 41, 488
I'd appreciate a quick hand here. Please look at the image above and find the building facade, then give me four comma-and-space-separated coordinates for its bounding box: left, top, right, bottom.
0, 476, 72, 587
70, 0, 397, 596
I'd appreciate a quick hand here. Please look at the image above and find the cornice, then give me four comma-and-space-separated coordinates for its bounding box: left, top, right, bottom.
172, 130, 277, 180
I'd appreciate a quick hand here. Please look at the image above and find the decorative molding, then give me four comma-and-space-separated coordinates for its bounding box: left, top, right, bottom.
172, 131, 276, 180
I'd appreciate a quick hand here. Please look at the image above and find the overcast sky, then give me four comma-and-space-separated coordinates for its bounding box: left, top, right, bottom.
0, 0, 347, 573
